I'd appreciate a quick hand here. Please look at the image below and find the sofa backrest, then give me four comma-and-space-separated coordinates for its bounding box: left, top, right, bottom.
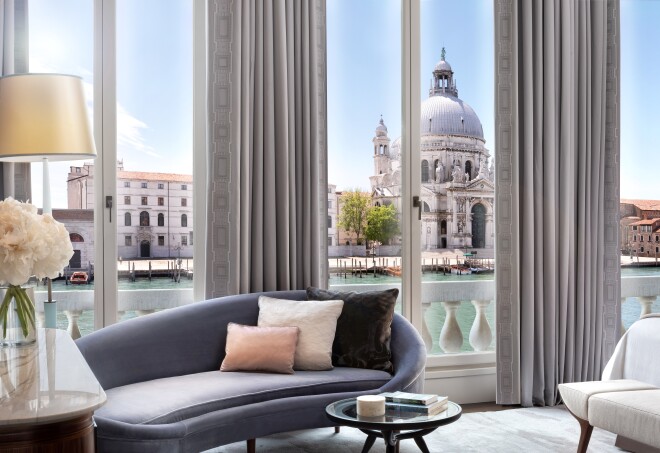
602, 314, 660, 387
76, 290, 308, 390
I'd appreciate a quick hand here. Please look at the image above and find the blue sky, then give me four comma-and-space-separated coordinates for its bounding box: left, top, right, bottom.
26, 0, 657, 207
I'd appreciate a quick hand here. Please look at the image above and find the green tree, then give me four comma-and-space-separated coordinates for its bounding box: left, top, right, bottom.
338, 189, 371, 245
365, 204, 400, 245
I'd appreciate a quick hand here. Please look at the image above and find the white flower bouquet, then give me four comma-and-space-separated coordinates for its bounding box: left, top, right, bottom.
0, 198, 73, 341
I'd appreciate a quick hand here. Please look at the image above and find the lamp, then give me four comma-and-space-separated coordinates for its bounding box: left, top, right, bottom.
0, 73, 97, 327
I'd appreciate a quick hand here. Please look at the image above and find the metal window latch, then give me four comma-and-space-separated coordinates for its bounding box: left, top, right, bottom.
106, 196, 113, 222
412, 196, 421, 220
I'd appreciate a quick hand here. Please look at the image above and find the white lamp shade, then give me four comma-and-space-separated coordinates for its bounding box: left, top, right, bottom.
0, 73, 96, 162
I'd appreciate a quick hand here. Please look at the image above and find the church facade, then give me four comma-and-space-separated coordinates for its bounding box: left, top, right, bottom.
369, 49, 495, 251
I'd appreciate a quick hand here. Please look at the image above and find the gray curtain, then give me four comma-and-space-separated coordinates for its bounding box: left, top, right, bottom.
206, 0, 327, 297
495, 0, 620, 406
0, 0, 30, 201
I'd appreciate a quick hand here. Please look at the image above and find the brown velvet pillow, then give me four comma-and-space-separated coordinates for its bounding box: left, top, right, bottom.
306, 287, 398, 373
220, 323, 299, 374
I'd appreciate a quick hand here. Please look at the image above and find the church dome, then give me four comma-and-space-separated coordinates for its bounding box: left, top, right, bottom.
421, 94, 484, 140
375, 117, 388, 137
434, 59, 452, 72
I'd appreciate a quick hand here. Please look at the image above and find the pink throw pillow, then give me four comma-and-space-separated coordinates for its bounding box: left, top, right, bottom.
220, 323, 299, 374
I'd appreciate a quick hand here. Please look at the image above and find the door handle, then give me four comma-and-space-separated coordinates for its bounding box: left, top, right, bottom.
106, 196, 113, 223
412, 196, 421, 220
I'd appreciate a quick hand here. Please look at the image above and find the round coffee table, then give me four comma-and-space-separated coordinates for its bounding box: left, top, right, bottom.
326, 397, 462, 453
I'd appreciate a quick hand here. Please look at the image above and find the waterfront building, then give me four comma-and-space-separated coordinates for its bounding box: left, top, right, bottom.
66, 161, 193, 260
51, 209, 95, 270
620, 199, 660, 257
369, 49, 495, 251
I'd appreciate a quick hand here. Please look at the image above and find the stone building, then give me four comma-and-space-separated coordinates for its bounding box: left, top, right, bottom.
66, 161, 193, 259
369, 49, 495, 251
52, 209, 94, 270
620, 199, 660, 256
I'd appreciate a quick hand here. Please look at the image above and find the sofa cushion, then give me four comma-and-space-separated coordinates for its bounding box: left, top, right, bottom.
558, 379, 657, 420
220, 323, 299, 374
589, 389, 660, 449
258, 296, 344, 371
306, 287, 398, 373
96, 367, 391, 425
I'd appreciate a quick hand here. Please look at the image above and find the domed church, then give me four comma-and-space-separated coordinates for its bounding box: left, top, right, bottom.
369, 48, 495, 251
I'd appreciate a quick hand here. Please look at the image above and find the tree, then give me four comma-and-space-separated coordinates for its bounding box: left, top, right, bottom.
366, 204, 400, 245
338, 189, 371, 245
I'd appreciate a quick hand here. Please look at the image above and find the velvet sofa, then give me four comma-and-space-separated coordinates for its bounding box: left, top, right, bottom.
76, 290, 426, 453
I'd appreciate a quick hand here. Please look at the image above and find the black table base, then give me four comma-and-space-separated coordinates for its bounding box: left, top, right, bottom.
359, 427, 436, 453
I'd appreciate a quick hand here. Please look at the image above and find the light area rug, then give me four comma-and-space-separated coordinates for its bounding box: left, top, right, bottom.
208, 406, 620, 453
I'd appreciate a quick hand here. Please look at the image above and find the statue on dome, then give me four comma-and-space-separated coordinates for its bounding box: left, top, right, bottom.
451, 165, 465, 183
436, 162, 445, 182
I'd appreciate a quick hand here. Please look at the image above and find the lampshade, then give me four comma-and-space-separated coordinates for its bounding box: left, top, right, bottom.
0, 73, 96, 162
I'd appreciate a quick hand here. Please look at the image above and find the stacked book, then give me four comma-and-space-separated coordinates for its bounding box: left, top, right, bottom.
379, 391, 449, 416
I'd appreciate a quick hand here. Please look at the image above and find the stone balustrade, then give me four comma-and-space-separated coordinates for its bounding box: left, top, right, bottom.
33, 276, 659, 346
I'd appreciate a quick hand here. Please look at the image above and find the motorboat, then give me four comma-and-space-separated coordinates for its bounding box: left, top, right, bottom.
69, 271, 89, 284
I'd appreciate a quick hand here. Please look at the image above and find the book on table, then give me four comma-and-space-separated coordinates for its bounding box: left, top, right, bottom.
385, 399, 448, 416
379, 391, 447, 406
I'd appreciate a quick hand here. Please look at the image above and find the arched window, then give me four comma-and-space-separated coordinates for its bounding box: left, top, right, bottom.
140, 211, 150, 226
421, 160, 429, 183
69, 233, 84, 243
465, 160, 472, 180
124, 212, 131, 226
181, 214, 188, 227
158, 213, 165, 227
434, 160, 439, 181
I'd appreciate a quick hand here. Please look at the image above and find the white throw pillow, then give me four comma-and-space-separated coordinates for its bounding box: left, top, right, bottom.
258, 296, 344, 371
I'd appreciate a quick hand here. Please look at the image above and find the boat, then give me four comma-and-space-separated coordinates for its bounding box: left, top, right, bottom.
469, 267, 494, 274
69, 271, 89, 285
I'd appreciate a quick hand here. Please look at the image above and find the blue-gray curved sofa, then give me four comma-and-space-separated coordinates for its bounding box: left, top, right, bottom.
76, 290, 426, 452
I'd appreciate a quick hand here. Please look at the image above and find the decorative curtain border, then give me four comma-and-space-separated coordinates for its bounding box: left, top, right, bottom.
494, 0, 620, 405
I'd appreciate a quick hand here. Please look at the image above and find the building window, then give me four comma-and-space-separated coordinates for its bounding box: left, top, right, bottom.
181, 235, 188, 246
181, 184, 187, 190
181, 198, 187, 207
140, 211, 150, 226
124, 181, 130, 188
633, 226, 638, 230
181, 214, 188, 227
421, 160, 429, 183
158, 183, 164, 189
634, 235, 637, 241
158, 235, 165, 246
124, 212, 131, 226
158, 213, 165, 227
328, 237, 333, 246
124, 196, 130, 205
141, 182, 148, 188
327, 215, 332, 228
641, 247, 645, 253
158, 197, 164, 206
125, 236, 132, 246
70, 233, 84, 243
141, 197, 148, 205
328, 200, 333, 209
189, 231, 193, 246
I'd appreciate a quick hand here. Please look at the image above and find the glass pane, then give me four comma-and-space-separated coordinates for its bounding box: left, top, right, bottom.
419, 0, 495, 355
327, 0, 403, 311
115, 0, 194, 321
620, 0, 660, 328
29, 0, 95, 337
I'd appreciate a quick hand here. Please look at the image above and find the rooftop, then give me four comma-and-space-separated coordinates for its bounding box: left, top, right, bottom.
118, 171, 193, 183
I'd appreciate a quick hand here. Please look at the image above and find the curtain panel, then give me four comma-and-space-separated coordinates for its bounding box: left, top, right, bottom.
0, 0, 30, 201
495, 0, 620, 406
207, 0, 327, 297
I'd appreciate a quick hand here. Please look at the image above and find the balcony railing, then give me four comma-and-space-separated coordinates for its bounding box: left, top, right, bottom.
34, 276, 659, 350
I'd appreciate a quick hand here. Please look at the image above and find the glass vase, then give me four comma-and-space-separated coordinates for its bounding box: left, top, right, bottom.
0, 286, 37, 347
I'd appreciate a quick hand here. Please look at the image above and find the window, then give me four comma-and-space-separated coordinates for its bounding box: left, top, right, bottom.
181, 198, 187, 207
190, 231, 193, 246
124, 181, 130, 188
181, 184, 187, 190
125, 236, 132, 246
158, 213, 165, 227
181, 235, 188, 246
141, 182, 148, 189
328, 200, 332, 209
158, 235, 165, 246
158, 197, 164, 206
124, 196, 130, 205
158, 183, 164, 189
181, 214, 188, 227
328, 237, 333, 246
141, 197, 148, 206
140, 211, 150, 226
327, 215, 332, 228
124, 212, 131, 226
421, 160, 429, 183
633, 226, 638, 230
70, 233, 84, 243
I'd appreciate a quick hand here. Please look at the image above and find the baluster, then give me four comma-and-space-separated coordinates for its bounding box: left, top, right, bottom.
620, 297, 627, 336
65, 310, 82, 339
638, 296, 656, 318
439, 301, 463, 353
469, 300, 492, 351
421, 310, 433, 352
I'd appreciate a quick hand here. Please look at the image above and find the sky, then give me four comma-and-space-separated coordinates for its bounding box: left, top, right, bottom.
25, 0, 658, 207
28, 0, 193, 208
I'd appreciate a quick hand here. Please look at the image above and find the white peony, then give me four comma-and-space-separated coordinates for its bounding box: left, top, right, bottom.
0, 198, 74, 286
